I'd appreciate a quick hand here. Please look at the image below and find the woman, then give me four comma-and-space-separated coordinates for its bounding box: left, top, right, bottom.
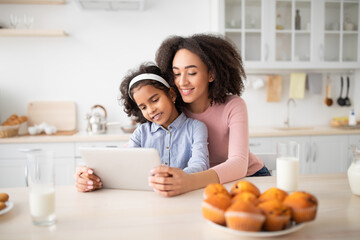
74, 33, 270, 194
148, 34, 270, 197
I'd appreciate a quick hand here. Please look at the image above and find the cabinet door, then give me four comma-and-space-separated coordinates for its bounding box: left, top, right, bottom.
0, 159, 26, 188
221, 0, 264, 63
310, 135, 348, 174
218, 0, 360, 69
249, 136, 310, 175
55, 157, 75, 186
275, 0, 312, 63
0, 143, 75, 187
323, 0, 359, 65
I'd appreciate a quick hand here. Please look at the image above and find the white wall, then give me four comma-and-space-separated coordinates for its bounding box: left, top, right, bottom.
0, 0, 358, 130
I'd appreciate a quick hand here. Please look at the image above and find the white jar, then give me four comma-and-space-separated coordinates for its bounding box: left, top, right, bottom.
348, 145, 360, 196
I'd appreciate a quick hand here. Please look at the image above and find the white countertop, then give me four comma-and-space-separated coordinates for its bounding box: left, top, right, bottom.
0, 126, 359, 144
0, 173, 359, 240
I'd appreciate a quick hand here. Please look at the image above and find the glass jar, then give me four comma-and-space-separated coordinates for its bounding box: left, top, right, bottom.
348, 145, 360, 196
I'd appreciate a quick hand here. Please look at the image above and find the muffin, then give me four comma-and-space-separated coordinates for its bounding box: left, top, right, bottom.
257, 199, 292, 231
230, 181, 260, 197
283, 191, 318, 223
0, 202, 6, 211
203, 183, 231, 199
202, 194, 232, 225
231, 191, 258, 205
225, 200, 265, 231
0, 193, 9, 202
258, 187, 288, 203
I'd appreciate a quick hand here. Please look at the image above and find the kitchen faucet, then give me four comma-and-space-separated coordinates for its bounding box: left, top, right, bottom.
284, 98, 296, 128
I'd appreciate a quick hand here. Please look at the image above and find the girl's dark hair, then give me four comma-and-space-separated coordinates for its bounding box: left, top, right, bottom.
155, 33, 246, 107
119, 63, 170, 124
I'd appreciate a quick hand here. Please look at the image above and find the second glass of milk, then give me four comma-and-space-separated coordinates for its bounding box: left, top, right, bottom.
276, 141, 300, 192
26, 150, 56, 226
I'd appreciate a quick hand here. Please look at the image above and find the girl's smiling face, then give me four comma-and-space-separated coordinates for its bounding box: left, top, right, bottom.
172, 49, 214, 113
132, 84, 178, 129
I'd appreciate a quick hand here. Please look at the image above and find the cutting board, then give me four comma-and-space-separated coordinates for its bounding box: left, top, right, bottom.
266, 75, 282, 102
27, 101, 77, 131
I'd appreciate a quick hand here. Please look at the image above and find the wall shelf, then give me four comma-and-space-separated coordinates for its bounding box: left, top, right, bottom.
0, 29, 67, 37
0, 0, 65, 4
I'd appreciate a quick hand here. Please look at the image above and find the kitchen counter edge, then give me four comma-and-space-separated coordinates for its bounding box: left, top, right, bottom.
0, 126, 359, 144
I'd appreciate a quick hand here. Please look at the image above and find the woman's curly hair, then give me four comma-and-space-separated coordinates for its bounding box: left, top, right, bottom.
119, 63, 171, 124
155, 33, 246, 107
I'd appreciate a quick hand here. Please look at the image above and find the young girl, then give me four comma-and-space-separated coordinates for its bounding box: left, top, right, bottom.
74, 63, 209, 192
148, 34, 270, 197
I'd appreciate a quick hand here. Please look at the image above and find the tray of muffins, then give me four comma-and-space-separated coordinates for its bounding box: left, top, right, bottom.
202, 181, 318, 237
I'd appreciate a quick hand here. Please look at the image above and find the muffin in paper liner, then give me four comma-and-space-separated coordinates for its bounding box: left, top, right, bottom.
202, 194, 232, 225
289, 205, 317, 223
225, 210, 265, 231
283, 191, 318, 223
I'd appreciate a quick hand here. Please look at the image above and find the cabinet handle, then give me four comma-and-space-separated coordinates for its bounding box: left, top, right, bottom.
312, 142, 317, 163
24, 166, 28, 187
249, 143, 261, 147
319, 44, 324, 61
305, 142, 310, 162
265, 44, 269, 61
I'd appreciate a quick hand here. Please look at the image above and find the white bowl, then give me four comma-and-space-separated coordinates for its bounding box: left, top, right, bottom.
28, 126, 37, 135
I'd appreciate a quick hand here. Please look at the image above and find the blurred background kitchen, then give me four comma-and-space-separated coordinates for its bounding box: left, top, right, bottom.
0, 0, 359, 130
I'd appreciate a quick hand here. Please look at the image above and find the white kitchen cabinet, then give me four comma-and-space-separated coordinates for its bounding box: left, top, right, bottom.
250, 136, 309, 174
304, 135, 348, 174
0, 143, 75, 187
250, 135, 349, 175
217, 0, 360, 70
0, 158, 27, 188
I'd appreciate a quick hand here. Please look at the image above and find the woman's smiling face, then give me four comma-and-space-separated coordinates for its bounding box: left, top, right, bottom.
172, 49, 213, 113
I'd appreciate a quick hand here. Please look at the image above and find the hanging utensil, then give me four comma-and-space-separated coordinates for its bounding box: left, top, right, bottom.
344, 76, 351, 106
324, 83, 333, 106
337, 76, 345, 106
324, 74, 333, 107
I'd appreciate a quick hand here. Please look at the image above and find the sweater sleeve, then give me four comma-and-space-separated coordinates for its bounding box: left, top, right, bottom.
211, 98, 252, 183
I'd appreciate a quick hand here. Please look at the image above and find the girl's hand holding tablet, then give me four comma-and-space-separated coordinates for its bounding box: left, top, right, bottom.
74, 166, 102, 192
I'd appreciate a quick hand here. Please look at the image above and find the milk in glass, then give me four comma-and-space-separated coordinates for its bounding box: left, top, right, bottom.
276, 142, 299, 192
276, 157, 299, 192
27, 150, 56, 226
30, 186, 55, 223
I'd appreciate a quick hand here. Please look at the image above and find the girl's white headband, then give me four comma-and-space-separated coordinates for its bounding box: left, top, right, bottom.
128, 73, 170, 100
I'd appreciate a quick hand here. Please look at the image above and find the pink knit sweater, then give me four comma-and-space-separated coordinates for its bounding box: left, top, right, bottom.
184, 95, 264, 183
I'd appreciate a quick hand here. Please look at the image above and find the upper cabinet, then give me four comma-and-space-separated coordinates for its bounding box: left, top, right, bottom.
217, 0, 360, 70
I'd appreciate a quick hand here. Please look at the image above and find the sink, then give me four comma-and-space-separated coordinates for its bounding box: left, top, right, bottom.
273, 126, 314, 131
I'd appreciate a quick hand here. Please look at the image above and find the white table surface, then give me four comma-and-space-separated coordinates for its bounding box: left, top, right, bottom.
0, 173, 359, 240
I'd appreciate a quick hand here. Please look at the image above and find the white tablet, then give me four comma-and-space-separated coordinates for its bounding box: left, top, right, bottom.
79, 147, 161, 191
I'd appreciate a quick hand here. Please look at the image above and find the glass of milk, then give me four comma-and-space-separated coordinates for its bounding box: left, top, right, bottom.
276, 141, 299, 192
26, 150, 56, 226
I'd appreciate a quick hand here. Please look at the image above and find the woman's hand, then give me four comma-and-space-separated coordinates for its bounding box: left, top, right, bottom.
74, 166, 102, 192
148, 166, 193, 197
